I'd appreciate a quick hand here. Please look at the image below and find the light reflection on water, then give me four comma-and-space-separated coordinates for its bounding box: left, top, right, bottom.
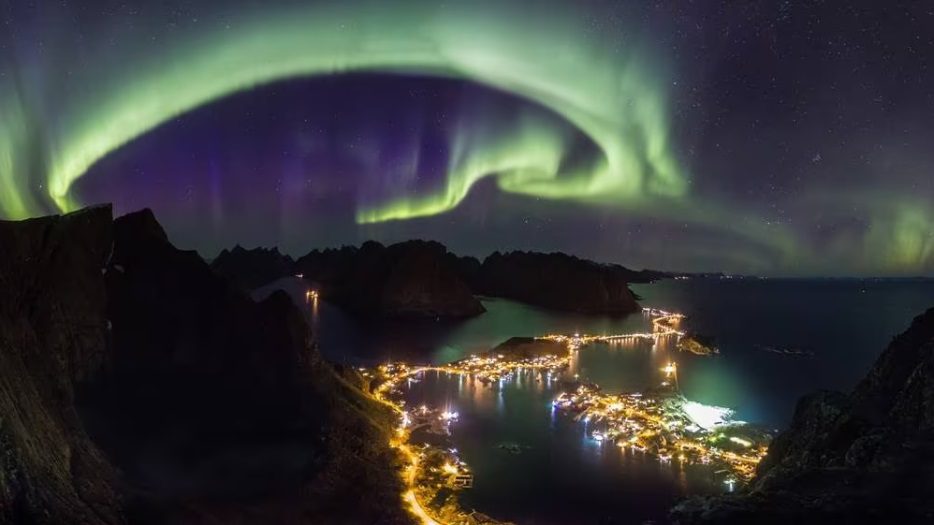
255, 276, 934, 523
399, 365, 715, 524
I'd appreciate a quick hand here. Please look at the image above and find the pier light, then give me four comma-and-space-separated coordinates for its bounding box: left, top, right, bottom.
662, 362, 677, 377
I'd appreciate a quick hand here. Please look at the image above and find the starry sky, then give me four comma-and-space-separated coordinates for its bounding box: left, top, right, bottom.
1, 0, 932, 275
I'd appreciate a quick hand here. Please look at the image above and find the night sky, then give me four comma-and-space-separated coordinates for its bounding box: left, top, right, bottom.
1, 1, 932, 275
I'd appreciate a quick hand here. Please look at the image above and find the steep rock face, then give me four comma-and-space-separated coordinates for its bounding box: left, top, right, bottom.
294, 240, 485, 319
1, 207, 409, 524
210, 245, 294, 290
672, 307, 934, 524
476, 251, 641, 315
104, 210, 307, 391
91, 210, 317, 495
89, 209, 408, 523
0, 206, 123, 524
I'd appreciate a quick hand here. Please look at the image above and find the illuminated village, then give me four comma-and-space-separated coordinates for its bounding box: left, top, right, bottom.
364, 308, 771, 525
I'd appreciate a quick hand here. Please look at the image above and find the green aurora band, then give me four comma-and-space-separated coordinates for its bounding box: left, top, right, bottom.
0, 1, 930, 274
0, 1, 683, 222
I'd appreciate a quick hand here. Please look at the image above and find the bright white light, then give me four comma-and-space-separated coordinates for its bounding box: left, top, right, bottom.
681, 400, 734, 430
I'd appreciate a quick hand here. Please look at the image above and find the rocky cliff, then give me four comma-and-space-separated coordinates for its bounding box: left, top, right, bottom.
475, 251, 642, 315
0, 205, 123, 524
672, 307, 934, 524
294, 240, 485, 319
0, 207, 410, 524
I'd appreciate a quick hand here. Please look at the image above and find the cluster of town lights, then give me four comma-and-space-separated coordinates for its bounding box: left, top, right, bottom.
551, 383, 768, 482
366, 308, 769, 525
541, 308, 686, 351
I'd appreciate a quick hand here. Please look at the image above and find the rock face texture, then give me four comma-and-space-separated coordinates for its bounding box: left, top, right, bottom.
210, 244, 294, 290
475, 251, 642, 315
0, 205, 123, 524
671, 307, 934, 524
294, 240, 485, 319
0, 207, 408, 524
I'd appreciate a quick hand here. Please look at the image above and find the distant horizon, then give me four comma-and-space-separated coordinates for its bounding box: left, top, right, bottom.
207, 236, 934, 281
2, 3, 932, 524
9, 202, 933, 280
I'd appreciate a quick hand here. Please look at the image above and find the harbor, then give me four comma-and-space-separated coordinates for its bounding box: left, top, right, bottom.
366, 308, 769, 525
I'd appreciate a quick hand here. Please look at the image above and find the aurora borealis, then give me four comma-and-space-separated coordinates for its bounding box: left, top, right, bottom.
1, 0, 932, 275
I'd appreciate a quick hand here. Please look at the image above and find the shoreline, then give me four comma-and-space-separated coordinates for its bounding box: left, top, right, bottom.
364, 308, 765, 524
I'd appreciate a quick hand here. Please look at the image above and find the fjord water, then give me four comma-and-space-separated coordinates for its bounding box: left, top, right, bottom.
257, 277, 934, 523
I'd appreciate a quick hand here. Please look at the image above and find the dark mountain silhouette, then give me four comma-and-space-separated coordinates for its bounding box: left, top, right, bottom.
0, 206, 408, 524
672, 307, 934, 523
293, 240, 485, 319
213, 242, 662, 317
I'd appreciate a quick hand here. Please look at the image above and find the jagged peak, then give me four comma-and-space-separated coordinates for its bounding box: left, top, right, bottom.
114, 208, 168, 243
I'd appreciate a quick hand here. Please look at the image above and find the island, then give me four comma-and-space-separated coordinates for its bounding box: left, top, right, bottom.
4, 205, 932, 525
210, 242, 658, 318
292, 240, 486, 319
473, 250, 648, 315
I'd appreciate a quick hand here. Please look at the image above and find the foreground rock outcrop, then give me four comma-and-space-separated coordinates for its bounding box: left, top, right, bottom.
0, 205, 122, 524
0, 207, 410, 524
672, 307, 934, 524
475, 251, 643, 315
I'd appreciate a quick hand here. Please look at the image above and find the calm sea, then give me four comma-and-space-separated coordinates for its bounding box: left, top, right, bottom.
256, 277, 934, 524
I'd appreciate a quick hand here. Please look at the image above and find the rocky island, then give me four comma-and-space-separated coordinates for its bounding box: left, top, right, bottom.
485, 337, 570, 361
474, 250, 651, 315
211, 242, 655, 319
293, 240, 486, 319
3, 206, 933, 524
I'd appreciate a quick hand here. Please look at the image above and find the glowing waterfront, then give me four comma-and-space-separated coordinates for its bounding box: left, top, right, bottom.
364, 308, 769, 525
